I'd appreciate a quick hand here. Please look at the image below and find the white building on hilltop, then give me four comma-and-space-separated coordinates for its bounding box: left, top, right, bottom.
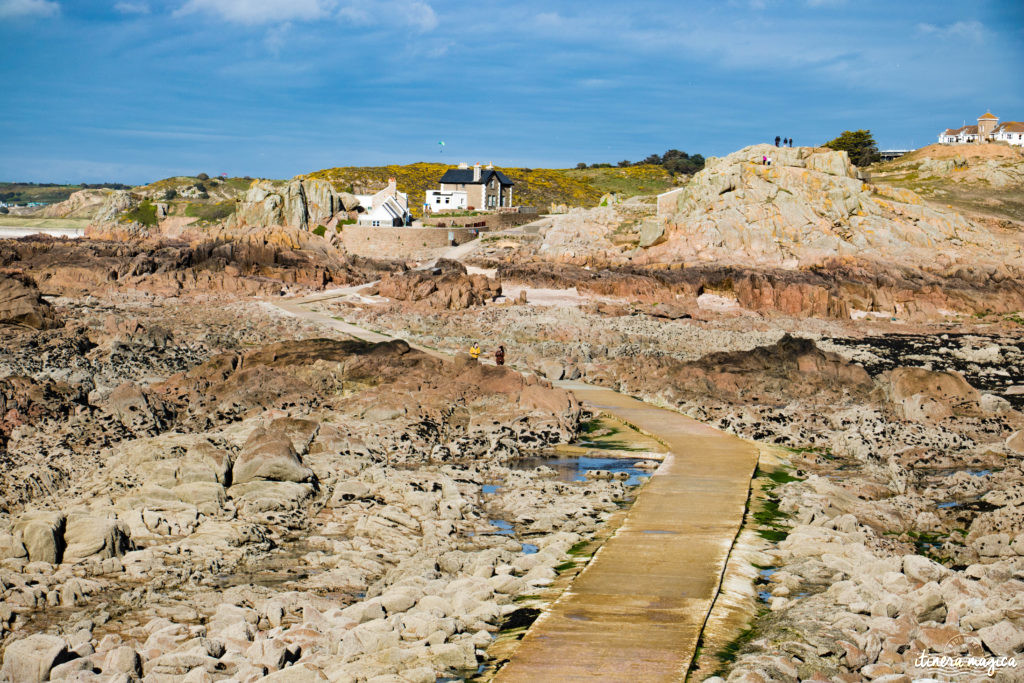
939, 112, 1024, 146
356, 177, 411, 227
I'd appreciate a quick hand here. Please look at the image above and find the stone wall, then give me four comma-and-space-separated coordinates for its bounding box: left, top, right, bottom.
340, 225, 486, 259
425, 212, 539, 230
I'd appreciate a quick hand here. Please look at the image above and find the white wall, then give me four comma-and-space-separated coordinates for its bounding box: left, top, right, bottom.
426, 190, 467, 211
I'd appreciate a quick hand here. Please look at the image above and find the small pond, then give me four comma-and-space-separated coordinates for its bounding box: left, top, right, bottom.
509, 454, 655, 487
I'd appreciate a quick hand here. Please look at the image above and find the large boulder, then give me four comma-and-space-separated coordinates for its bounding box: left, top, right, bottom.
13, 511, 66, 564
62, 513, 132, 563
1, 634, 68, 683
232, 427, 314, 484
0, 275, 62, 330
885, 367, 981, 421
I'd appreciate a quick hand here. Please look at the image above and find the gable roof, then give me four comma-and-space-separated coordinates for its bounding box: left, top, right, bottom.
995, 121, 1024, 133
439, 168, 515, 186
978, 112, 999, 120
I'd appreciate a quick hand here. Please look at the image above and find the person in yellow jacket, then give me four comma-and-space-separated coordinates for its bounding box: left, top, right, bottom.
469, 342, 481, 360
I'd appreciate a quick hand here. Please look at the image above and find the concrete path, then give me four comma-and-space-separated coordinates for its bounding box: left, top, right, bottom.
494, 382, 758, 682
266, 298, 759, 682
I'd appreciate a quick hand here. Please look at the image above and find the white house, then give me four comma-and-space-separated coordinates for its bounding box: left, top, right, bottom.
993, 121, 1024, 145
424, 189, 468, 212
425, 162, 514, 213
356, 177, 412, 227
939, 112, 1024, 146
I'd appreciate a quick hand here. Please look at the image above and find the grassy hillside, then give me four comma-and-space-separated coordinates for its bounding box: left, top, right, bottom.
0, 182, 127, 205
301, 163, 678, 214
869, 143, 1024, 223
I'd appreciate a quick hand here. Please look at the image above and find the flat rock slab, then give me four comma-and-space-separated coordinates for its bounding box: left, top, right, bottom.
496, 382, 758, 682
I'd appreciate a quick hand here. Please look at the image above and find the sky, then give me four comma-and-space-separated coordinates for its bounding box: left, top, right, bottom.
1, 0, 1022, 184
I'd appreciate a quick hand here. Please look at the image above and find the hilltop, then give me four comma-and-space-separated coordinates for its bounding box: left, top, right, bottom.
301, 162, 677, 214
869, 142, 1024, 223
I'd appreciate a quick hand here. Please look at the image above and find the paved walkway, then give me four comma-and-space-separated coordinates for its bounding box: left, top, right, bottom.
267, 295, 759, 682
495, 383, 758, 682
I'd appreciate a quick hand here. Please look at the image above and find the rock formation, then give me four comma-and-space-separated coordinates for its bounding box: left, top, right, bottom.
0, 275, 62, 330
229, 179, 359, 231
370, 260, 502, 310
641, 144, 1017, 268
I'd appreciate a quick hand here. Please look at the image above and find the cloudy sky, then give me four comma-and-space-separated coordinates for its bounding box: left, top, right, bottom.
1, 0, 1022, 183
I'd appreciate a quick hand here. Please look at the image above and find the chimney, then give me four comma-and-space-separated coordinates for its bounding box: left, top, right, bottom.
473, 163, 481, 182
387, 177, 396, 193
485, 162, 494, 170
457, 162, 468, 169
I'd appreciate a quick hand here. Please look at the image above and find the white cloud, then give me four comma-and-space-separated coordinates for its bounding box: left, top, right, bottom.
175, 0, 338, 25
338, 1, 436, 32
0, 0, 60, 19
114, 1, 150, 13
174, 0, 436, 31
263, 20, 290, 55
918, 21, 985, 42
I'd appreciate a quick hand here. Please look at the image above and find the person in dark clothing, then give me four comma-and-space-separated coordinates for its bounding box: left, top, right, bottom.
788, 138, 794, 147
774, 135, 781, 147
495, 346, 505, 366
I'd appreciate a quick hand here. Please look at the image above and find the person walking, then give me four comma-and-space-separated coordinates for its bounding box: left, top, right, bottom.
495, 345, 505, 366
762, 155, 767, 165
774, 135, 781, 147
469, 342, 481, 361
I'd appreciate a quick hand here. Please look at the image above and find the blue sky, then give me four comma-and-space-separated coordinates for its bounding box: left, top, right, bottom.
1, 0, 1022, 183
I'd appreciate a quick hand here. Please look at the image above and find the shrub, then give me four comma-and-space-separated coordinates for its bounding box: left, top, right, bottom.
184, 201, 234, 223
576, 162, 587, 169
312, 224, 327, 236
163, 188, 177, 200
121, 200, 158, 227
196, 173, 209, 181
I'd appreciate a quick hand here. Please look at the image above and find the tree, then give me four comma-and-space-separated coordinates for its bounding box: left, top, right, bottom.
823, 129, 880, 166
617, 160, 631, 167
576, 162, 587, 169
196, 173, 210, 181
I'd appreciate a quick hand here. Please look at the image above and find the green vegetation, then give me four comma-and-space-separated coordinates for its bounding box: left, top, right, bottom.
580, 149, 705, 176
312, 224, 327, 236
823, 129, 880, 166
712, 615, 768, 673
553, 561, 577, 573
751, 466, 797, 542
302, 162, 677, 215
567, 541, 591, 556
0, 181, 128, 205
184, 201, 234, 223
121, 199, 158, 227
0, 216, 89, 229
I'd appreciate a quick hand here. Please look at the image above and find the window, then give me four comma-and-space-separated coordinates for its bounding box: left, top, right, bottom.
445, 198, 450, 204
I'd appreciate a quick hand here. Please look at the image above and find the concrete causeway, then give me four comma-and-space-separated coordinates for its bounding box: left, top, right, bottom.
269, 294, 759, 682
494, 383, 759, 681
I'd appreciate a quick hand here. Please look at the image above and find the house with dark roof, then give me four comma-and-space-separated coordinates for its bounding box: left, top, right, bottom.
939, 112, 1024, 146
425, 163, 514, 212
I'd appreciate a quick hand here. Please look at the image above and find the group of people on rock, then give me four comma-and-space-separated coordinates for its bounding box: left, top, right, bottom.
469, 342, 505, 366
774, 136, 793, 147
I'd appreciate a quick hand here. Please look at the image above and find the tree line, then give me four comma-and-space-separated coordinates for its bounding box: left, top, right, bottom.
576, 149, 706, 175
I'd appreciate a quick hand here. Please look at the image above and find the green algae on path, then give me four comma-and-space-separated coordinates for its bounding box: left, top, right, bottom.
493, 382, 758, 682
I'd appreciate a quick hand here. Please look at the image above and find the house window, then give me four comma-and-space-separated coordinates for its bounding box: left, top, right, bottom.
435, 197, 441, 204
445, 198, 450, 204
